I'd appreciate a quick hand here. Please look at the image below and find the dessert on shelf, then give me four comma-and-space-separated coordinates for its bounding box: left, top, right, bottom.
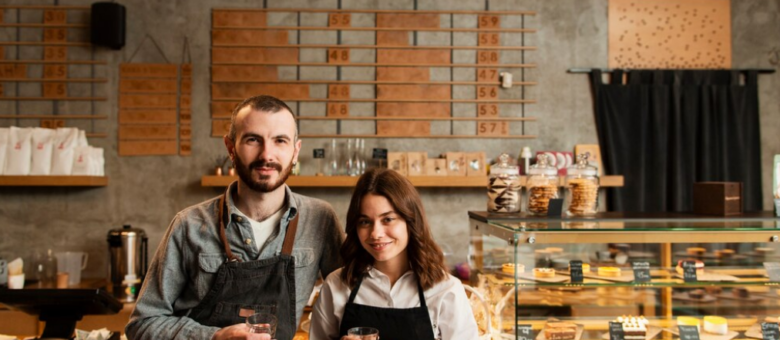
687, 247, 706, 256
702, 316, 728, 335
676, 316, 701, 332
675, 259, 705, 275
731, 287, 750, 298
544, 322, 577, 340
502, 263, 525, 275
688, 289, 708, 300
598, 266, 621, 277
534, 267, 556, 278
615, 315, 649, 340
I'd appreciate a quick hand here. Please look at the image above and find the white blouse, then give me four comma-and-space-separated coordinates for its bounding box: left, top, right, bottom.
309, 267, 479, 340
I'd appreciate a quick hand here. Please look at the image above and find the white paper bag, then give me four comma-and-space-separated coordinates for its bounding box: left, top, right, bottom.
77, 129, 88, 147
51, 128, 78, 175
92, 147, 104, 176
5, 127, 33, 175
30, 128, 56, 175
72, 146, 92, 175
0, 128, 9, 175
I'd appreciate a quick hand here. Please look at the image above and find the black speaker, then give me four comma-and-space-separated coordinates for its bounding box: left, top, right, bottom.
91, 2, 126, 50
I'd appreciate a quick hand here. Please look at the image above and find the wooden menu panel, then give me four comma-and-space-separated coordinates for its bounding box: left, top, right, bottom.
181, 79, 191, 93
180, 63, 192, 156
118, 141, 178, 156
377, 121, 430, 136
43, 46, 67, 61
376, 67, 429, 81
377, 85, 450, 100
212, 65, 278, 82
43, 10, 67, 25
179, 140, 191, 156
377, 103, 450, 117
0, 46, 3, 60
180, 125, 192, 140
328, 13, 351, 27
213, 11, 267, 28
212, 102, 237, 118
43, 65, 66, 79
477, 121, 509, 136
212, 119, 232, 137
212, 47, 298, 63
212, 30, 288, 45
609, 0, 731, 68
211, 83, 309, 100
119, 125, 178, 140
119, 79, 178, 93
376, 13, 439, 28
180, 95, 191, 109
377, 31, 409, 46
119, 110, 178, 124
377, 49, 450, 64
120, 64, 178, 78
42, 82, 67, 98
119, 94, 177, 109
0, 65, 26, 78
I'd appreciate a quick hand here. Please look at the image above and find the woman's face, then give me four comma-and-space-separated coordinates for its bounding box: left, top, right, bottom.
356, 194, 409, 266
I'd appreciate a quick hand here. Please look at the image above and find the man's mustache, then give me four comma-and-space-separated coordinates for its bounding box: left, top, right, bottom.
249, 160, 283, 172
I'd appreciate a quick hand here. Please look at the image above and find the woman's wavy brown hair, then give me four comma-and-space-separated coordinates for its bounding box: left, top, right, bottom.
340, 168, 448, 290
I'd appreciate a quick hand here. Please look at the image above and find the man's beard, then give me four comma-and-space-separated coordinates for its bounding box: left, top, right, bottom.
234, 155, 293, 193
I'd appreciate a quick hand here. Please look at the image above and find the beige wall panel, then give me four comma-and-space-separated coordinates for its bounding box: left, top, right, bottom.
212, 66, 279, 82
376, 13, 439, 28
119, 79, 178, 93
377, 85, 450, 100
377, 49, 450, 64
118, 141, 178, 156
376, 67, 429, 81
119, 125, 178, 140
120, 64, 178, 78
212, 47, 298, 63
212, 30, 288, 45
211, 84, 309, 100
119, 110, 178, 124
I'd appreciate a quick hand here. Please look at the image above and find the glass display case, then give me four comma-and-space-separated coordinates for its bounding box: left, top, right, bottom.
467, 211, 780, 340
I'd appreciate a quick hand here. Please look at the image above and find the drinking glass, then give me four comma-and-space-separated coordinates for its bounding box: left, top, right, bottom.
347, 327, 379, 340
246, 313, 277, 336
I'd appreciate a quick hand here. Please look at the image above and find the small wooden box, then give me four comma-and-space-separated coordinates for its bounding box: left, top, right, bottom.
387, 152, 408, 176
693, 182, 743, 216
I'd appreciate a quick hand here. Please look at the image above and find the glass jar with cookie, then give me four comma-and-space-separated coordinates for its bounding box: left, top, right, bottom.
488, 153, 521, 213
564, 153, 599, 216
526, 154, 559, 216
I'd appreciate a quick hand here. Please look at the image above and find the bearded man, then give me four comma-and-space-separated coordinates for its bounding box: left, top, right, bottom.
127, 95, 344, 340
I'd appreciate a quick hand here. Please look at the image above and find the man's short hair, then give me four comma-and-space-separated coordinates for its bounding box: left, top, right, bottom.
227, 95, 297, 142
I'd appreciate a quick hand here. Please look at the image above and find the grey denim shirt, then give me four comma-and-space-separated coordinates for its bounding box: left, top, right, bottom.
126, 183, 344, 340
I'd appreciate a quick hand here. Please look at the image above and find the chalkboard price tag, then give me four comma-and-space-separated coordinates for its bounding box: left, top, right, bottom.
547, 198, 564, 217
678, 325, 700, 340
682, 260, 698, 282
517, 324, 534, 340
632, 262, 651, 283
0, 259, 7, 286
609, 321, 625, 340
372, 148, 388, 160
569, 260, 584, 283
313, 149, 325, 159
765, 262, 780, 283
762, 322, 780, 340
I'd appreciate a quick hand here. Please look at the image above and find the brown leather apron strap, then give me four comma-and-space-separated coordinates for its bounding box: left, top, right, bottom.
218, 193, 242, 262
281, 214, 299, 256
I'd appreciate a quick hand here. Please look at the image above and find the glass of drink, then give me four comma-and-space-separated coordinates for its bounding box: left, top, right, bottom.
246, 313, 277, 337
347, 327, 379, 340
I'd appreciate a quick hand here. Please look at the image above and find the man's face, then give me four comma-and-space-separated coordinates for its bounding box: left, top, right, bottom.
224, 107, 300, 193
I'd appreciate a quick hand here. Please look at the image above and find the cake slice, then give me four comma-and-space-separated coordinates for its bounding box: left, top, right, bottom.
703, 316, 727, 335
544, 322, 577, 340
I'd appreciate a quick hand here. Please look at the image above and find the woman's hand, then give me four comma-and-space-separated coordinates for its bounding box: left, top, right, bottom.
212, 323, 272, 340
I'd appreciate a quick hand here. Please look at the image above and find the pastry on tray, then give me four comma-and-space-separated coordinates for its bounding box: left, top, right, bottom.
687, 247, 706, 256
615, 315, 649, 340
534, 267, 556, 278
598, 266, 621, 277
544, 321, 577, 340
688, 289, 707, 300
715, 249, 734, 258
502, 263, 525, 275
731, 287, 749, 298
702, 316, 728, 335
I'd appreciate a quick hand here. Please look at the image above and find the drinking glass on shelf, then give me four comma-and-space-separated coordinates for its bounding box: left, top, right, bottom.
326, 139, 339, 176
347, 327, 379, 340
246, 313, 277, 337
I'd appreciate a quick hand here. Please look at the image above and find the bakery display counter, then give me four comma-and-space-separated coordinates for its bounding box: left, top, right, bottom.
467, 211, 780, 340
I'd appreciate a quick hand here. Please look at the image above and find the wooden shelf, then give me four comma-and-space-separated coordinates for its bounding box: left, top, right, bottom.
0, 176, 108, 187
201, 175, 624, 188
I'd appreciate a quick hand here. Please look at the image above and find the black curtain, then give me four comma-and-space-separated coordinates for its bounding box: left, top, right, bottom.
590, 70, 762, 213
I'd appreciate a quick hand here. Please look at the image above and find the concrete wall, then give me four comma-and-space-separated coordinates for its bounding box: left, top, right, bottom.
1, 0, 778, 279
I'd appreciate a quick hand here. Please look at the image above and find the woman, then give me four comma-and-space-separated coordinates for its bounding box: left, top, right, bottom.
310, 168, 478, 340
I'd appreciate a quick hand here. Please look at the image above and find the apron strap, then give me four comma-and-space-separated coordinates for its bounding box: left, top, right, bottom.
281, 213, 299, 256
347, 275, 365, 304
416, 278, 427, 310
217, 193, 242, 262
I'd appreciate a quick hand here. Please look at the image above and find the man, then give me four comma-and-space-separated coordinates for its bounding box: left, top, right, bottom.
126, 95, 344, 340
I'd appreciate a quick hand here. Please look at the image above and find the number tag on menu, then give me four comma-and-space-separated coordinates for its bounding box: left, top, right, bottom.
632, 262, 651, 283
609, 321, 625, 340
372, 148, 388, 160
313, 149, 325, 159
569, 260, 584, 283
764, 262, 780, 282
682, 260, 698, 282
516, 324, 533, 340
678, 325, 700, 340
762, 322, 780, 340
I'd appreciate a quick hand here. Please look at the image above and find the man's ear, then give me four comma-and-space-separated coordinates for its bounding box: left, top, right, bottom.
223, 135, 235, 162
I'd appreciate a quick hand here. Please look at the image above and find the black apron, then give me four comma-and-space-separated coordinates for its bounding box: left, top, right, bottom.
189, 193, 299, 340
338, 274, 436, 340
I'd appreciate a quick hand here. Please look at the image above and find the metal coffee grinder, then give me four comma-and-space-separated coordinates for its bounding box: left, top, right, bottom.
107, 225, 148, 302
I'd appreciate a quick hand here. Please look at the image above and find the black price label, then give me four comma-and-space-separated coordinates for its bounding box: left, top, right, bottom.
0, 259, 6, 286
682, 260, 698, 282
517, 324, 534, 340
570, 260, 584, 283
678, 325, 700, 340
632, 262, 651, 283
609, 321, 625, 340
372, 148, 388, 160
765, 262, 780, 282
313, 149, 325, 159
762, 322, 780, 340
547, 198, 564, 217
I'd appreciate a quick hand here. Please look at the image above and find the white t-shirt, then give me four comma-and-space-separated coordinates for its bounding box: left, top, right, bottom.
234, 206, 286, 251
310, 267, 479, 340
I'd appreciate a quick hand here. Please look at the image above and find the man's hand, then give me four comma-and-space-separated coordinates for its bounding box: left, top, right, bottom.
340, 337, 360, 340
212, 323, 272, 340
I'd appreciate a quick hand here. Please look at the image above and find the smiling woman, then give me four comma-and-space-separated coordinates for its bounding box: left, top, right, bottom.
309, 168, 479, 340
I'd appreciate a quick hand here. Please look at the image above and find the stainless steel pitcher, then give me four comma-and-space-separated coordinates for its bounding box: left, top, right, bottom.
107, 225, 147, 302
